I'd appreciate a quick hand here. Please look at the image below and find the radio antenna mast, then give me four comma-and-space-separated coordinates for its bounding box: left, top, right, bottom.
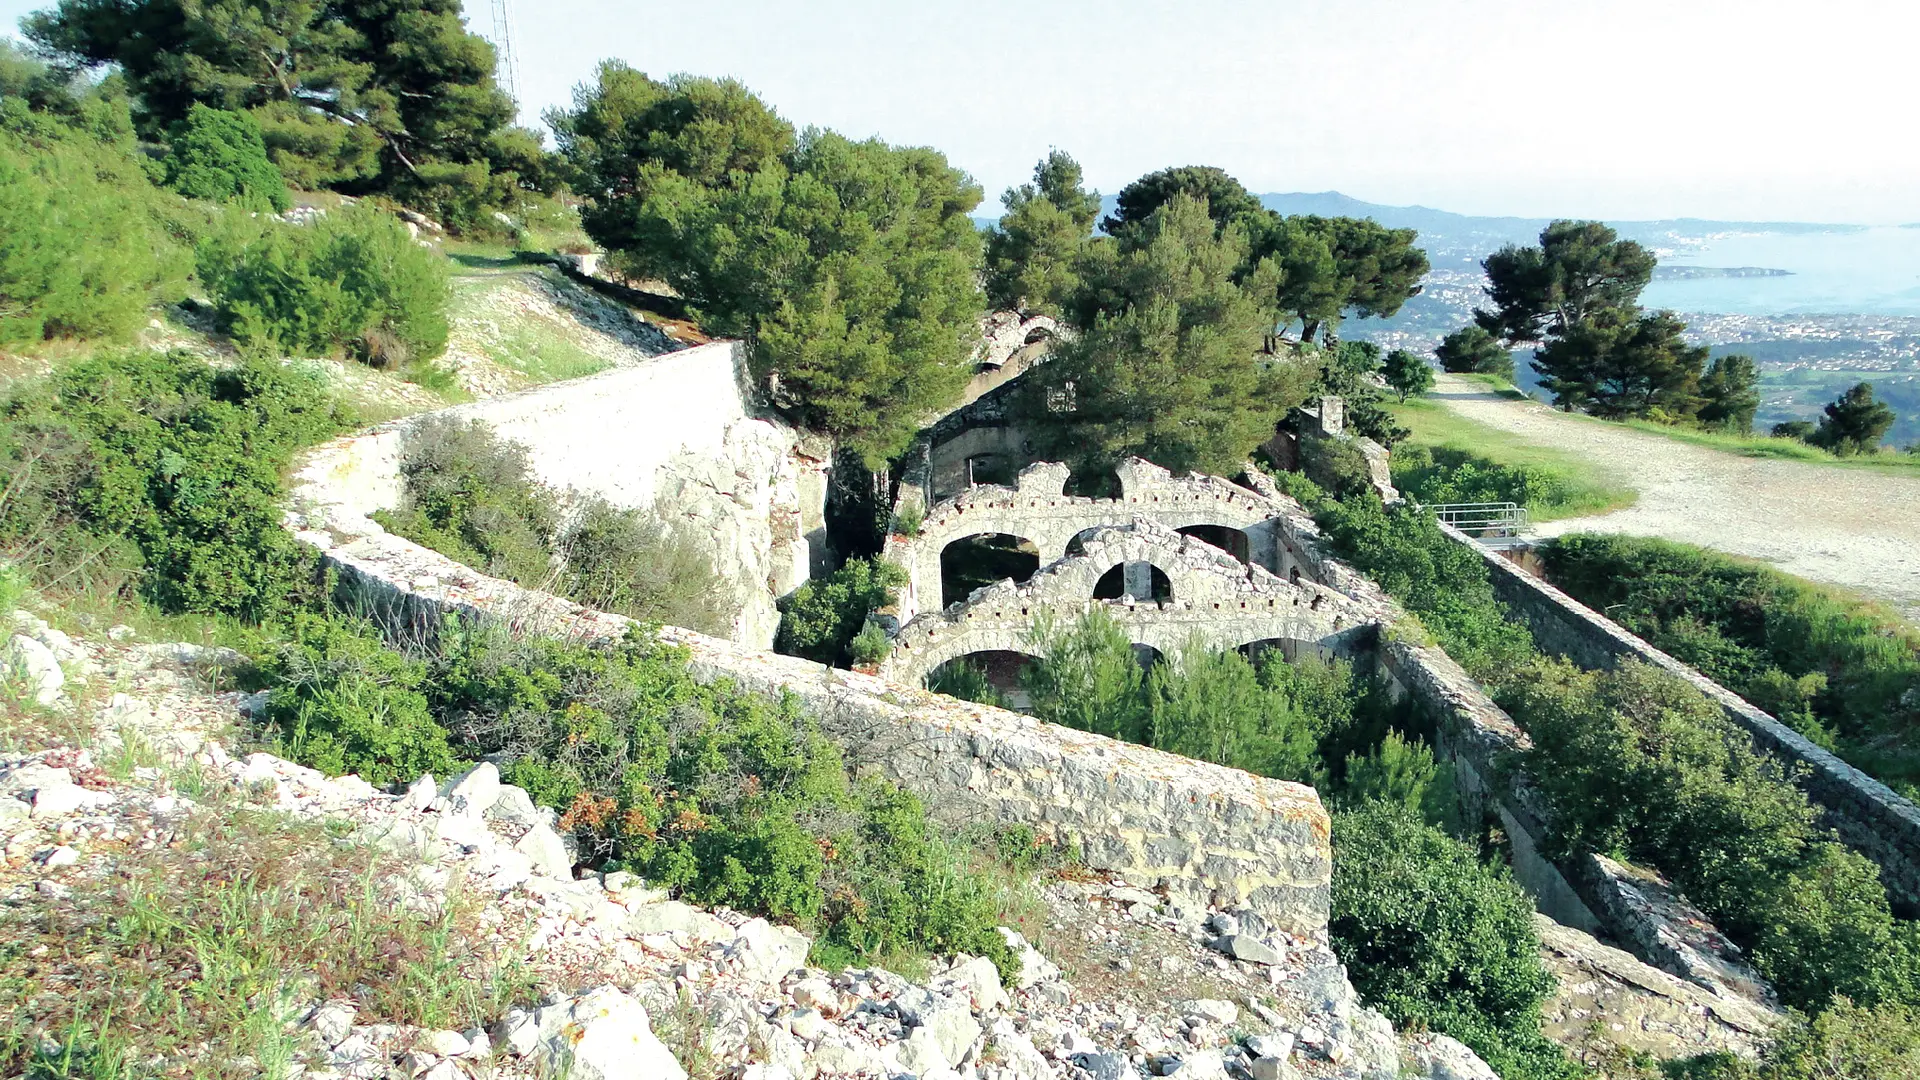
487, 0, 521, 105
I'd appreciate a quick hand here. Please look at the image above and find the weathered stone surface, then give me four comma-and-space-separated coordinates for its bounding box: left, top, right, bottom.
5, 634, 63, 706
894, 987, 980, 1065
527, 986, 685, 1080
624, 901, 731, 942
1211, 933, 1284, 965
726, 917, 809, 984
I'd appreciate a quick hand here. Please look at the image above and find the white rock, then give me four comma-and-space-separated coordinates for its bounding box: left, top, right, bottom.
1181, 999, 1238, 1026
1250, 1057, 1294, 1080
1167, 1050, 1230, 1079
987, 1019, 1052, 1079
623, 900, 730, 942
1246, 1033, 1294, 1060
1403, 1032, 1499, 1080
441, 763, 502, 816
994, 926, 1062, 989
515, 821, 573, 878
485, 784, 542, 826
1072, 1051, 1133, 1080
895, 988, 980, 1067
402, 774, 437, 813
308, 1000, 357, 1046
790, 977, 839, 1015
40, 845, 79, 868
415, 1061, 459, 1080
728, 917, 811, 984
893, 1026, 949, 1076
107, 624, 136, 642
32, 783, 108, 818
6, 634, 63, 706
530, 986, 686, 1080
420, 1029, 470, 1056
785, 1006, 830, 1043
741, 1066, 794, 1080
947, 953, 1010, 1013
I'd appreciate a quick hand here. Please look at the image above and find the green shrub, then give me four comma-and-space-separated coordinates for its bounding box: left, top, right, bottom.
198, 202, 451, 366
775, 557, 906, 667
261, 613, 460, 785
1539, 534, 1920, 798
161, 104, 290, 212
424, 624, 1017, 976
1314, 495, 1535, 680
558, 496, 738, 636
1393, 444, 1592, 517
375, 416, 557, 586
378, 418, 738, 634
1332, 803, 1581, 1080
926, 658, 1009, 708
0, 349, 350, 619
0, 99, 188, 344
1299, 432, 1378, 498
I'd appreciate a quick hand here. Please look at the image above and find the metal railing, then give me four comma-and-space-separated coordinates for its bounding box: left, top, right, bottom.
1426, 501, 1530, 536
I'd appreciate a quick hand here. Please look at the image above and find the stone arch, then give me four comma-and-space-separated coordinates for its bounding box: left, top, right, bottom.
927, 649, 1040, 709
1177, 523, 1251, 564
1092, 562, 1173, 602
940, 532, 1041, 607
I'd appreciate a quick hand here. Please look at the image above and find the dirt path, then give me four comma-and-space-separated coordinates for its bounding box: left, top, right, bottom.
1427, 374, 1920, 622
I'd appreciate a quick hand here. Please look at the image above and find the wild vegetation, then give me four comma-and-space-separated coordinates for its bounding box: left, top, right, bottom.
1311, 494, 1920, 1021
374, 416, 738, 636
1539, 534, 1920, 799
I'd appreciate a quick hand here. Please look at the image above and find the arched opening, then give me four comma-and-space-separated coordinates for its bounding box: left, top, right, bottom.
1063, 526, 1103, 559
966, 453, 1016, 488
1131, 643, 1166, 672
1177, 524, 1251, 564
927, 651, 1038, 711
941, 533, 1041, 607
1093, 562, 1172, 602
1237, 638, 1333, 666
1064, 466, 1121, 500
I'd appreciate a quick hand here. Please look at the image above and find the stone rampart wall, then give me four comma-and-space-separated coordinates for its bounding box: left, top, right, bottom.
290, 341, 827, 649
286, 462, 1335, 935
1462, 529, 1920, 913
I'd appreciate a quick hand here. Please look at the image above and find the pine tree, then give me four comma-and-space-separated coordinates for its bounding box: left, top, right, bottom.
1812, 382, 1896, 455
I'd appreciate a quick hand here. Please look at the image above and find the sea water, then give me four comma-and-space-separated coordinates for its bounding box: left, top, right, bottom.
1639, 226, 1920, 317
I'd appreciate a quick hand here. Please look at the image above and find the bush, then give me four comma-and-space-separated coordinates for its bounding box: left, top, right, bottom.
1392, 444, 1591, 517
0, 349, 350, 619
378, 418, 738, 634
0, 99, 188, 344
261, 612, 461, 785
558, 496, 738, 636
1332, 803, 1581, 1080
375, 416, 558, 586
422, 624, 1018, 976
161, 104, 290, 212
775, 557, 906, 667
198, 202, 451, 366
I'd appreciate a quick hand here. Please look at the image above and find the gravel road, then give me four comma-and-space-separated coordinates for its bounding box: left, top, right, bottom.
1427, 374, 1920, 622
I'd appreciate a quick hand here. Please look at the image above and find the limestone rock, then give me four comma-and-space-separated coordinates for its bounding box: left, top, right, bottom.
32, 783, 109, 818
308, 1000, 357, 1047
440, 763, 501, 816
6, 634, 63, 706
726, 918, 810, 984
1072, 1051, 1134, 1080
624, 900, 730, 942
995, 926, 1062, 989
946, 953, 1011, 1012
529, 986, 685, 1080
1180, 999, 1238, 1026
1167, 1049, 1229, 1079
1403, 1032, 1499, 1080
515, 821, 572, 878
1211, 933, 1284, 965
895, 987, 981, 1066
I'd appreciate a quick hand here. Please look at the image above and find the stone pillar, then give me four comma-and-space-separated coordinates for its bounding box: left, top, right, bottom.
1319, 397, 1346, 436
1123, 561, 1154, 600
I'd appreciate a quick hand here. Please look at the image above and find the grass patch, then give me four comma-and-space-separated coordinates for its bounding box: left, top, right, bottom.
0, 792, 531, 1078
1387, 397, 1637, 521
1611, 416, 1920, 473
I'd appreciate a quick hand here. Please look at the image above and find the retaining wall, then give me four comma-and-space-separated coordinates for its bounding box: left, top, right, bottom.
1463, 529, 1920, 913
287, 445, 1335, 935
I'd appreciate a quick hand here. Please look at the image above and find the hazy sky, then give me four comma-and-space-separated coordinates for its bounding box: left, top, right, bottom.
6, 0, 1916, 222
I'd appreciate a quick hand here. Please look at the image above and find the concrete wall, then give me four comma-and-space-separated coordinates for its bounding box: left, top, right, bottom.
286, 456, 1336, 936
1463, 529, 1920, 913
291, 341, 828, 649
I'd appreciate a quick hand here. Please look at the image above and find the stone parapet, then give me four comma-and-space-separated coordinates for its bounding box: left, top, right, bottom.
1460, 526, 1920, 914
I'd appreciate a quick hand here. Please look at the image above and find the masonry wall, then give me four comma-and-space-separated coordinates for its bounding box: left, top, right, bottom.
1461, 529, 1920, 914
292, 341, 828, 649
288, 452, 1336, 936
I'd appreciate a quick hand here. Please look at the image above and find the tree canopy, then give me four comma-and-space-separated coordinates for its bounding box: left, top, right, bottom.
1696, 354, 1761, 434
23, 0, 549, 228
1531, 307, 1706, 420
556, 63, 986, 465
1474, 220, 1656, 346
1433, 324, 1514, 379
1812, 382, 1896, 455
1383, 349, 1435, 402
1100, 165, 1264, 239
160, 104, 290, 211
1016, 193, 1313, 476
981, 150, 1099, 317
1248, 213, 1428, 346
